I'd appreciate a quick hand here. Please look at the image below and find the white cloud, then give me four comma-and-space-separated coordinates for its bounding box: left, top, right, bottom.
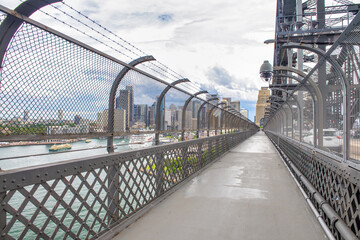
0, 0, 276, 121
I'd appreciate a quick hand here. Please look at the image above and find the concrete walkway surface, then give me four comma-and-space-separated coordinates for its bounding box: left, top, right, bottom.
113, 132, 327, 240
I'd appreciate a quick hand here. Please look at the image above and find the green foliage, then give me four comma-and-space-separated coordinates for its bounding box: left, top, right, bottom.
2, 124, 46, 135
145, 156, 199, 176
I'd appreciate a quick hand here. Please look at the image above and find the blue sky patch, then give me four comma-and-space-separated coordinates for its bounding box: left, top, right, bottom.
158, 14, 173, 23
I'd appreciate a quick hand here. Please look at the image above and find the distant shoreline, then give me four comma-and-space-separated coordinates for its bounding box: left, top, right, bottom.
0, 140, 80, 148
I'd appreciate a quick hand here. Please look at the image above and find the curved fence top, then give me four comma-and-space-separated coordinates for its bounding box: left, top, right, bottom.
0, 2, 258, 144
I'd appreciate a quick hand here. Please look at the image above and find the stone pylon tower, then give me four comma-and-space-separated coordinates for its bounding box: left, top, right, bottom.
255, 87, 270, 127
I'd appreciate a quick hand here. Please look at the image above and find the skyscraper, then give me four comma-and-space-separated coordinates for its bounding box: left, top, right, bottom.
148, 103, 155, 128
134, 104, 148, 124
125, 85, 134, 124
155, 95, 165, 130
192, 100, 201, 118
116, 89, 130, 130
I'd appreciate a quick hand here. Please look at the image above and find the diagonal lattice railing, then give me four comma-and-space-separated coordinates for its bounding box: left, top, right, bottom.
266, 131, 360, 240
0, 131, 256, 239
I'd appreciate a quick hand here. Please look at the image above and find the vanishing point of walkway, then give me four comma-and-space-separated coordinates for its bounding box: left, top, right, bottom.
114, 132, 327, 240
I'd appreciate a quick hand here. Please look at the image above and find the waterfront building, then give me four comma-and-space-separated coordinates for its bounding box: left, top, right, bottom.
96, 109, 126, 132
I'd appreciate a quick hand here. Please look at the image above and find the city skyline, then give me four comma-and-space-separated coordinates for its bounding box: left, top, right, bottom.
1, 81, 251, 137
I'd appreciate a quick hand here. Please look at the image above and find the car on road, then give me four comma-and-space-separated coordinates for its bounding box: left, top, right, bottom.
303, 128, 342, 152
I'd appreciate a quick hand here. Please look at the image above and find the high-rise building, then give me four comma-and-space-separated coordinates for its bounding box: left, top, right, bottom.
148, 103, 156, 128
223, 98, 231, 106
169, 104, 177, 129
114, 109, 126, 132
97, 110, 108, 131
256, 87, 270, 126
155, 95, 165, 130
175, 109, 182, 130
125, 85, 134, 124
97, 109, 126, 132
134, 104, 148, 124
230, 101, 240, 112
221, 99, 229, 108
116, 89, 130, 130
192, 100, 201, 118
240, 109, 249, 119
164, 109, 172, 130
185, 109, 193, 129
206, 95, 219, 129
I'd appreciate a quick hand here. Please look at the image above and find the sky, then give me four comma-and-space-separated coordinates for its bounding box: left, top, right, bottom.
0, 0, 276, 122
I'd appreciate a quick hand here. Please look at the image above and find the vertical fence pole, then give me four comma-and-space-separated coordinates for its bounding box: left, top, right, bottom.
108, 56, 155, 153
155, 79, 189, 145
181, 91, 207, 141
0, 192, 6, 237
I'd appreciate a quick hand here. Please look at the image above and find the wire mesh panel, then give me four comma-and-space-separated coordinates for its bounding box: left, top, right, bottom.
332, 26, 360, 162
0, 3, 258, 172
0, 15, 124, 139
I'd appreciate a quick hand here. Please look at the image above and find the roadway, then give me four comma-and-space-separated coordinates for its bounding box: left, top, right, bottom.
113, 131, 327, 240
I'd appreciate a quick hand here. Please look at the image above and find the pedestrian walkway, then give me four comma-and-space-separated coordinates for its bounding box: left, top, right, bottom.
113, 132, 327, 240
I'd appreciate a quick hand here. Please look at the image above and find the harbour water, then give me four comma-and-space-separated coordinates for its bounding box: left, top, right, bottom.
0, 138, 131, 171
1, 137, 147, 239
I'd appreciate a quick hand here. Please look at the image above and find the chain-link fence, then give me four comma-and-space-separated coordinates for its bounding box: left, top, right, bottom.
265, 11, 360, 162
0, 1, 257, 171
